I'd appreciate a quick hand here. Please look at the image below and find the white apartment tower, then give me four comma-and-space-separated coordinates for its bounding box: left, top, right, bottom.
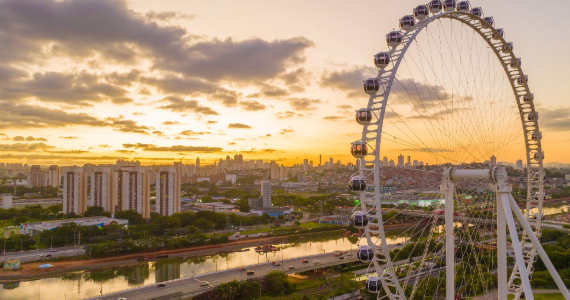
383, 156, 389, 167
516, 159, 523, 169
63, 167, 87, 215
48, 165, 59, 187
261, 179, 272, 208
90, 167, 112, 211
398, 155, 405, 167
156, 166, 181, 216
113, 167, 150, 218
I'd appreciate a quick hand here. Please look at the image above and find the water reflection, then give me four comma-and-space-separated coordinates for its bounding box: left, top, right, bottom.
0, 231, 418, 300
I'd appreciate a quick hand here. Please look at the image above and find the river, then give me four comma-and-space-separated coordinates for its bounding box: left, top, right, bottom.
0, 232, 409, 300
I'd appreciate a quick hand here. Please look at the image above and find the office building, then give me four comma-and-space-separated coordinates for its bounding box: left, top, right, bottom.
90, 167, 113, 211
261, 179, 272, 208
48, 165, 59, 187
63, 167, 87, 215
156, 166, 180, 216
113, 167, 150, 218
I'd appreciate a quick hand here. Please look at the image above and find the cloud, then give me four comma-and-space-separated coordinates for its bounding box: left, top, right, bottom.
162, 121, 180, 125
207, 120, 217, 124
145, 11, 195, 22
45, 150, 89, 154
106, 116, 150, 134
323, 116, 344, 121
208, 89, 240, 107
240, 100, 266, 111
159, 96, 219, 115
275, 111, 304, 119
228, 123, 252, 129
0, 142, 54, 152
280, 128, 294, 135
288, 97, 322, 110
116, 149, 136, 154
0, 154, 125, 160
99, 144, 111, 148
122, 143, 222, 152
321, 66, 377, 97
337, 104, 352, 110
179, 130, 211, 136
539, 107, 570, 131
259, 84, 289, 97
13, 136, 47, 141
60, 136, 79, 139
133, 112, 146, 116
0, 102, 108, 129
152, 130, 165, 136
228, 142, 236, 145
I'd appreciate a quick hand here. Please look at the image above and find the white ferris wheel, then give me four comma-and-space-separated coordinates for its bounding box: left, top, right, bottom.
348, 1, 570, 300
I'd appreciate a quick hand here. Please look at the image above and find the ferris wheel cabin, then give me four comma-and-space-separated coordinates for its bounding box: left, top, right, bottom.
510, 58, 521, 68
523, 93, 534, 103
386, 31, 403, 47
517, 75, 528, 85
374, 52, 390, 68
443, 0, 457, 12
351, 140, 368, 158
363, 78, 380, 94
399, 15, 416, 31
471, 7, 483, 17
493, 28, 505, 40
458, 1, 471, 12
367, 276, 383, 293
349, 176, 367, 192
357, 245, 375, 261
413, 5, 429, 19
502, 42, 514, 53
355, 108, 373, 125
351, 211, 369, 228
484, 16, 494, 28
428, 0, 443, 13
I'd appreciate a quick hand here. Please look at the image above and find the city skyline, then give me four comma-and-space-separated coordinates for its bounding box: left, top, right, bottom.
0, 0, 569, 167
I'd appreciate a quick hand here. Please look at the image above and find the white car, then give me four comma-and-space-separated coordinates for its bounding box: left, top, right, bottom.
200, 281, 209, 287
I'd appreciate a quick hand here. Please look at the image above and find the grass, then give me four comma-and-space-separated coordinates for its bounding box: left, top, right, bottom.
505, 293, 563, 300
298, 221, 330, 229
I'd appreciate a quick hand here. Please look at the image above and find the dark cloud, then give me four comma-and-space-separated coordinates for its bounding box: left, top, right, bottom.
162, 121, 180, 125
0, 102, 108, 129
320, 66, 376, 97
240, 100, 266, 111
116, 149, 136, 154
106, 116, 150, 134
152, 130, 165, 136
45, 150, 89, 154
142, 76, 217, 95
13, 136, 47, 141
0, 154, 125, 160
104, 69, 141, 86
122, 143, 221, 152
0, 142, 54, 152
208, 89, 240, 107
228, 123, 252, 129
260, 85, 289, 97
60, 136, 79, 139
539, 107, 570, 131
145, 11, 195, 22
288, 97, 322, 110
159, 95, 219, 115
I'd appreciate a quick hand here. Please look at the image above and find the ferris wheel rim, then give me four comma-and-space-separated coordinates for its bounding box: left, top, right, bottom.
354, 8, 544, 300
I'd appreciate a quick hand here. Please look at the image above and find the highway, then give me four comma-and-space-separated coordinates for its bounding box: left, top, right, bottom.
0, 246, 84, 263
85, 250, 358, 300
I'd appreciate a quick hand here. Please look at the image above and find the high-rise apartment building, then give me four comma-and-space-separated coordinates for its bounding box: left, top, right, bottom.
156, 166, 180, 216
279, 165, 288, 179
63, 167, 87, 215
490, 155, 497, 166
48, 165, 59, 187
270, 162, 280, 180
303, 159, 308, 172
516, 159, 523, 169
27, 165, 47, 188
407, 156, 411, 166
398, 155, 405, 167
113, 167, 150, 218
383, 156, 389, 167
196, 157, 201, 169
261, 179, 272, 208
90, 167, 112, 211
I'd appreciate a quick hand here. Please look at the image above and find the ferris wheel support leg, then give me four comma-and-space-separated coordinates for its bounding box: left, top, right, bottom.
507, 194, 570, 300
444, 179, 455, 300
497, 186, 508, 300
498, 192, 534, 300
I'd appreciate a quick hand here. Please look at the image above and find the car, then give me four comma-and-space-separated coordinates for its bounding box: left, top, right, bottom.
239, 267, 246, 271
258, 233, 263, 237
244, 235, 249, 238
288, 266, 295, 270
247, 270, 255, 275
313, 260, 320, 264
200, 281, 209, 286
157, 283, 166, 287
50, 249, 57, 252
274, 262, 281, 266
346, 253, 353, 256
45, 254, 52, 258
118, 298, 127, 300
339, 256, 345, 260
302, 259, 309, 263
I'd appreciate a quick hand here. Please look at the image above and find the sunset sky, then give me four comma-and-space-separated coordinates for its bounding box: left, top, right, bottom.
0, 0, 569, 166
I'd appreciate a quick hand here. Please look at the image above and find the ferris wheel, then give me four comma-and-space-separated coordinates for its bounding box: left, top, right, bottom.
348, 1, 569, 300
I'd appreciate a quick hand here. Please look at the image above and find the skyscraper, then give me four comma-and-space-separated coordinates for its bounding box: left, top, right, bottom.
63, 167, 87, 215
270, 161, 279, 180
407, 156, 411, 166
156, 166, 180, 216
398, 155, 405, 167
196, 157, 201, 169
383, 156, 389, 167
490, 155, 497, 166
516, 159, 523, 169
90, 167, 112, 211
303, 159, 308, 172
27, 165, 47, 188
261, 179, 272, 208
113, 167, 150, 218
48, 165, 59, 187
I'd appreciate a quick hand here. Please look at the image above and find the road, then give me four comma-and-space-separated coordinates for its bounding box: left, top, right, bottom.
0, 246, 84, 263
85, 250, 358, 300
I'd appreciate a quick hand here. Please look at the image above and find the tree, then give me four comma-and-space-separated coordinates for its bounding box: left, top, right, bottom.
193, 218, 214, 231
293, 220, 301, 227
84, 206, 111, 217
236, 198, 251, 212
114, 210, 146, 225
